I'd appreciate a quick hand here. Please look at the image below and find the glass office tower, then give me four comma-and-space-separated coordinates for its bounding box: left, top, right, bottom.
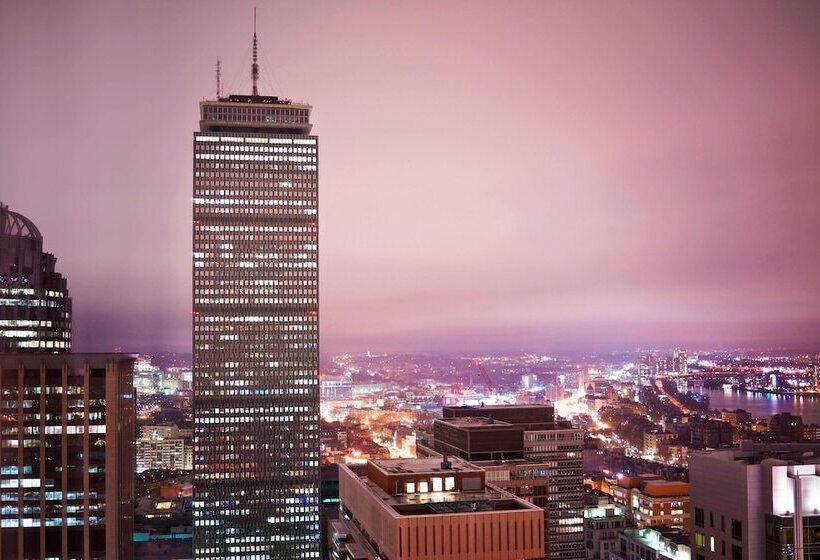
0, 204, 71, 353
192, 93, 320, 559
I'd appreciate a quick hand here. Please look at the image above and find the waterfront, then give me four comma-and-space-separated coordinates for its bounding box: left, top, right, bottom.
694, 386, 820, 424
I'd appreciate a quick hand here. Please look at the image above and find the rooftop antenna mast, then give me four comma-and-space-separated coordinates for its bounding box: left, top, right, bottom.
251, 8, 259, 96
216, 58, 222, 99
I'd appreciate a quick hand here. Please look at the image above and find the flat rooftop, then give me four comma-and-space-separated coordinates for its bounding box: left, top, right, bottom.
442, 404, 557, 430
474, 458, 554, 468
369, 456, 480, 476
447, 403, 553, 410
693, 442, 820, 465
365, 478, 532, 516
636, 525, 691, 548
640, 481, 690, 498
437, 416, 514, 428
343, 463, 541, 517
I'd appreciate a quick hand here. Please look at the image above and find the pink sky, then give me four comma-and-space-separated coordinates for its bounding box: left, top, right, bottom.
2, 1, 819, 355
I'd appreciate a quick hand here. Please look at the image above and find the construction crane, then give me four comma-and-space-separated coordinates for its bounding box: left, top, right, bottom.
473, 359, 496, 395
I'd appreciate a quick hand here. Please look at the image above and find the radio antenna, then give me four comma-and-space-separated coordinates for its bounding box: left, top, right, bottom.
216, 58, 222, 99
251, 8, 259, 96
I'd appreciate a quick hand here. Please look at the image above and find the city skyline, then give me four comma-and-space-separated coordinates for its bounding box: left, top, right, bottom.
2, 2, 820, 356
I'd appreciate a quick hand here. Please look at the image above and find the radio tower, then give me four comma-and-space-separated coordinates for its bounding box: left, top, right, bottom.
251, 8, 259, 96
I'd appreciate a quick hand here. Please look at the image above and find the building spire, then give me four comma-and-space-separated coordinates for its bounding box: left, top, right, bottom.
216, 58, 222, 99
251, 8, 259, 96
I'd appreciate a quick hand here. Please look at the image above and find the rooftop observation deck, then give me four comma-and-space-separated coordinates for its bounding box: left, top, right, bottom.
199, 94, 313, 135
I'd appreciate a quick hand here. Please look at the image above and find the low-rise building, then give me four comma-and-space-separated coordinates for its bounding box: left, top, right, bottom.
644, 431, 676, 455
803, 423, 820, 442
768, 412, 805, 442
689, 418, 734, 449
659, 443, 689, 465
720, 409, 752, 427
610, 474, 690, 529
338, 457, 545, 560
584, 500, 627, 560
611, 474, 661, 510
141, 424, 192, 439
136, 437, 193, 472
631, 480, 691, 529
611, 525, 691, 560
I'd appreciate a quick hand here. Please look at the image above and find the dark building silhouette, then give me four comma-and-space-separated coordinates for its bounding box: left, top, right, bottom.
690, 417, 735, 449
0, 204, 71, 353
768, 412, 804, 442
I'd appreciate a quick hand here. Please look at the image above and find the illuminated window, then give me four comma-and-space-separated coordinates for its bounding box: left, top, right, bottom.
405, 482, 415, 494
418, 481, 429, 493
444, 477, 455, 491
431, 477, 443, 492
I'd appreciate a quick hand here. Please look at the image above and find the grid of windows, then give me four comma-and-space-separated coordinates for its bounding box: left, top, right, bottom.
524, 429, 586, 560
202, 104, 310, 125
192, 99, 320, 560
0, 205, 72, 353
0, 355, 134, 560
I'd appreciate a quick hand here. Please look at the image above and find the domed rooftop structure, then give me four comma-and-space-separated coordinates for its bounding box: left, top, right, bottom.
1, 203, 42, 239
0, 202, 71, 353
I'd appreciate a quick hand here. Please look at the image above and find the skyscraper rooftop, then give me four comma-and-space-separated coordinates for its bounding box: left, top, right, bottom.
0, 203, 72, 352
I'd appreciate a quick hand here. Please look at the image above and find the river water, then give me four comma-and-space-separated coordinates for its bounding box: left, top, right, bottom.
693, 386, 820, 424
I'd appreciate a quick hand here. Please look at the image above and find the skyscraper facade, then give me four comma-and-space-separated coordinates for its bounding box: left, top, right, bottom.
192, 77, 320, 557
0, 204, 71, 353
690, 443, 820, 560
430, 405, 586, 560
0, 353, 135, 560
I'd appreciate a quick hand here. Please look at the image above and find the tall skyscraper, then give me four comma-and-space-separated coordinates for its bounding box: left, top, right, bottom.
1, 204, 134, 559
192, 27, 320, 560
0, 204, 71, 353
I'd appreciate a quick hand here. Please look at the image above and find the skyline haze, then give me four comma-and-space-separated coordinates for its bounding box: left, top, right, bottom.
2, 1, 820, 355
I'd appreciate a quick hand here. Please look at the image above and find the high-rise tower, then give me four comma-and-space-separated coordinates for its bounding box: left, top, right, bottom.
191, 26, 320, 560
0, 204, 71, 353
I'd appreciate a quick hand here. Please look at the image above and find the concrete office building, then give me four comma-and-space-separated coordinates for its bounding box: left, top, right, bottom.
644, 430, 676, 455
430, 404, 585, 560
610, 474, 690, 529
630, 480, 690, 529
0, 353, 135, 560
433, 416, 527, 462
480, 460, 551, 509
136, 437, 193, 472
337, 457, 545, 560
583, 500, 627, 560
611, 526, 692, 560
191, 27, 320, 559
689, 442, 820, 560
